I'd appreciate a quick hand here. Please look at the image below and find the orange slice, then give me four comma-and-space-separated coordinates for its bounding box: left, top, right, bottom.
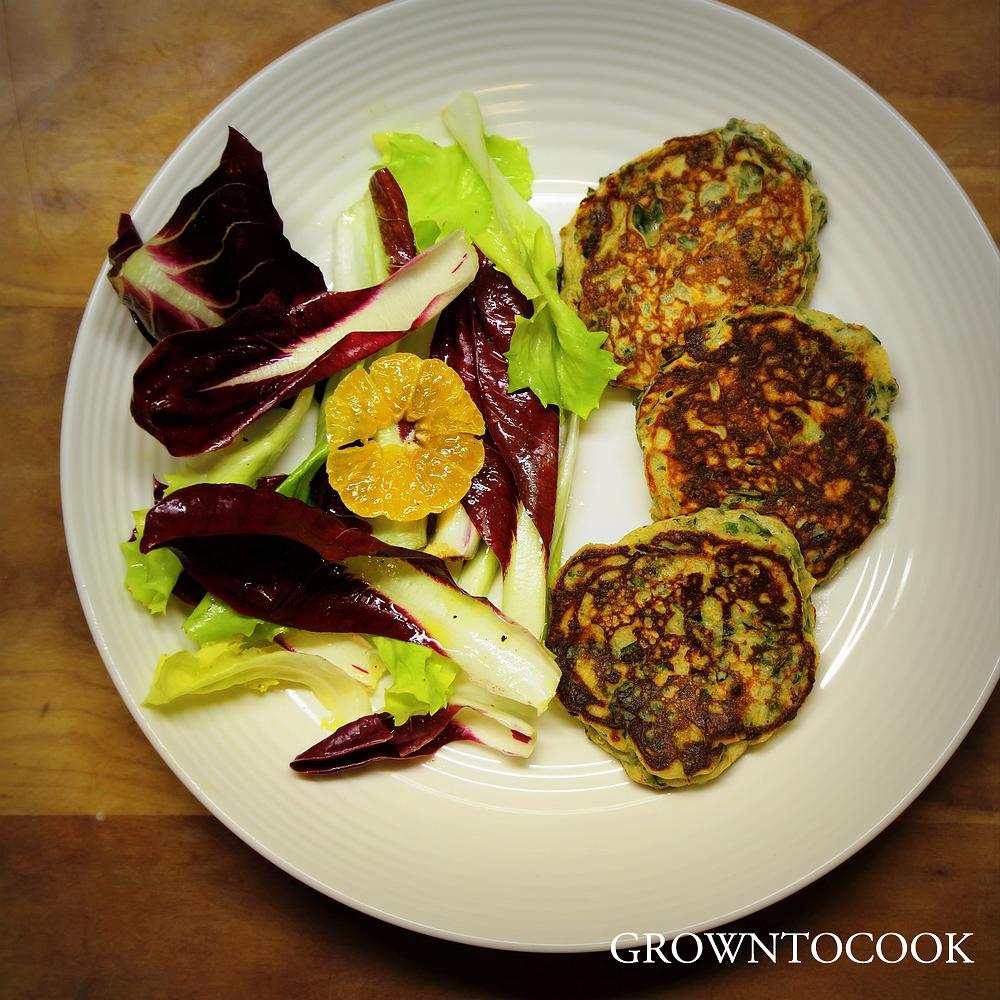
325, 353, 485, 522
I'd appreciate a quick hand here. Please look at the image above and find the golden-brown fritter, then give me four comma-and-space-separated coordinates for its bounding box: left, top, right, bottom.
636, 306, 898, 582
561, 120, 827, 390
550, 509, 817, 789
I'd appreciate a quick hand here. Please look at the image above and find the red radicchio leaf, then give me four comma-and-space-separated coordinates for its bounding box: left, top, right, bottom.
130, 233, 477, 457
430, 275, 483, 411
130, 292, 402, 456
142, 483, 394, 561
461, 440, 518, 571
369, 168, 417, 272
432, 256, 559, 554
305, 466, 371, 525
290, 707, 462, 774
108, 128, 325, 345
140, 483, 454, 646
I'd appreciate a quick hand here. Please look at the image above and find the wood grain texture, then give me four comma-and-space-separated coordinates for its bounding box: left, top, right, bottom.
0, 804, 996, 999
1, 0, 997, 996
734, 0, 1000, 239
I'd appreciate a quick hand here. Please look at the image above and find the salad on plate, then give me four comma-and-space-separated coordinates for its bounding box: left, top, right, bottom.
110, 92, 620, 774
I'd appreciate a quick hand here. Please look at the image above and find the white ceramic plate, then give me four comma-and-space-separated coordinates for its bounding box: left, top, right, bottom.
62, 0, 1000, 951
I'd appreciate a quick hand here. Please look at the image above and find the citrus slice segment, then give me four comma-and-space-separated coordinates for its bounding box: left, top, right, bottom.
326, 353, 485, 522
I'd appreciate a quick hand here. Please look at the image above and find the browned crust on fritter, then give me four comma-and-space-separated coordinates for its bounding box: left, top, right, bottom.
550, 524, 816, 782
637, 308, 897, 581
561, 121, 826, 389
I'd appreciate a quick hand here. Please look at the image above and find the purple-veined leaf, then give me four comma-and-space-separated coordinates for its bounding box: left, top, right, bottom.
290, 707, 461, 774
141, 483, 450, 646
108, 128, 326, 345
461, 440, 518, 571
142, 482, 403, 562
429, 274, 483, 409
131, 231, 478, 456
432, 255, 559, 553
290, 689, 539, 773
141, 483, 560, 710
369, 167, 417, 272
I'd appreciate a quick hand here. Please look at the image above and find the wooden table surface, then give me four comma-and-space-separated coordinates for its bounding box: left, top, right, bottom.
2, 1, 997, 997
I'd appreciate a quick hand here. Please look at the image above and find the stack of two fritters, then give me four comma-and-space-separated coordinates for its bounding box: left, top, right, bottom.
551, 121, 899, 788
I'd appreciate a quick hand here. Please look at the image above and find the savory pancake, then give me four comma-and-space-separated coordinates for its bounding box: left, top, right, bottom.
560, 119, 827, 389
550, 508, 817, 789
636, 306, 898, 583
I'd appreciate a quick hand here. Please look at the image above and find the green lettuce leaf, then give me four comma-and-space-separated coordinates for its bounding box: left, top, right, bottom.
376, 92, 621, 417
275, 438, 328, 501
160, 386, 314, 495
182, 593, 285, 646
180, 439, 330, 646
442, 94, 623, 416
123, 389, 315, 614
145, 638, 371, 730
373, 130, 533, 254
121, 509, 182, 614
507, 284, 623, 417
370, 635, 458, 725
